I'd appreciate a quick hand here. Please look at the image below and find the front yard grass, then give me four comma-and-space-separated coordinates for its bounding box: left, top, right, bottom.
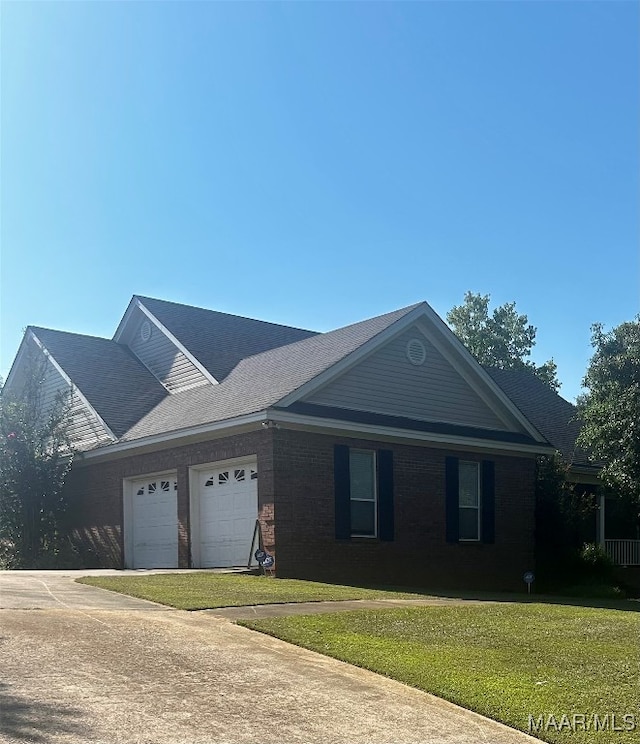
241, 604, 639, 744
76, 572, 431, 609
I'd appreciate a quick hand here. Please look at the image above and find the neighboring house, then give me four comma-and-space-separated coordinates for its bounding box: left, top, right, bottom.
6, 295, 580, 589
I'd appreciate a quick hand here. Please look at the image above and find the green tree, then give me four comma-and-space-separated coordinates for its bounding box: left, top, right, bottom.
0, 349, 75, 568
577, 317, 640, 505
446, 291, 559, 390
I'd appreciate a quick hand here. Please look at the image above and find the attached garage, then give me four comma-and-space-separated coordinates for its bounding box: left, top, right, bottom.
125, 475, 179, 569
190, 459, 258, 568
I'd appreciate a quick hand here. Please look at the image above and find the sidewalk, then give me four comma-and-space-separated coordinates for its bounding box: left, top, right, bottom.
205, 596, 494, 619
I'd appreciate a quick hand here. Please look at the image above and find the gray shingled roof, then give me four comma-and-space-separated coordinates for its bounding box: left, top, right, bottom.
29, 300, 593, 465
32, 328, 168, 439
137, 296, 319, 381
484, 367, 595, 468
122, 303, 424, 440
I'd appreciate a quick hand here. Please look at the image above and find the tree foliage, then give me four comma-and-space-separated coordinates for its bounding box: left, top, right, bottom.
577, 317, 640, 505
0, 349, 75, 568
446, 291, 559, 390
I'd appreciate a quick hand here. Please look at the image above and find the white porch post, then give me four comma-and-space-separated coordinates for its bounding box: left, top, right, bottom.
598, 493, 606, 548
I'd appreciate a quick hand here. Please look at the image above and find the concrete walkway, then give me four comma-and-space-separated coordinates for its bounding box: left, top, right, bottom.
0, 571, 539, 744
205, 596, 492, 620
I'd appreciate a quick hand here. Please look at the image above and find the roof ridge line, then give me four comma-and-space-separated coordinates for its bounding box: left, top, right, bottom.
135, 295, 319, 335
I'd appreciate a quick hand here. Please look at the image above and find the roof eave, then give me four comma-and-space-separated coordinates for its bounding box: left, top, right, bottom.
78, 411, 270, 462
77, 404, 554, 464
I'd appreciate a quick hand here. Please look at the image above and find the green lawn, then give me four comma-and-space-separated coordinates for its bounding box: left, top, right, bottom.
76, 572, 431, 609
241, 604, 640, 744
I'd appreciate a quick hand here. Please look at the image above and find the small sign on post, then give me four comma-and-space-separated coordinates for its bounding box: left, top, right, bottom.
523, 571, 535, 595
254, 549, 275, 576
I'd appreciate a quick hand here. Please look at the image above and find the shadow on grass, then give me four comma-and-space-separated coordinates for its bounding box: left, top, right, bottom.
334, 582, 640, 612
0, 680, 93, 743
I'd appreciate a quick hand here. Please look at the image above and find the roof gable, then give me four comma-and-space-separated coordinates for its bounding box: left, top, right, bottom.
130, 296, 319, 382
276, 302, 547, 442
303, 323, 510, 431
118, 303, 212, 392
6, 296, 567, 456
31, 328, 168, 438
4, 331, 116, 449
121, 303, 424, 441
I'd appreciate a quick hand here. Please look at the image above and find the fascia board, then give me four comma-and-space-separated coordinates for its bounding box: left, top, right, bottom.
567, 464, 602, 485
269, 409, 555, 456
276, 303, 429, 408
135, 299, 220, 386
29, 331, 118, 442
3, 331, 31, 393
79, 411, 268, 461
112, 296, 139, 343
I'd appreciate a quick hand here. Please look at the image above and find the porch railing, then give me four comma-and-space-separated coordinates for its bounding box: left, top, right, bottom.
605, 539, 640, 566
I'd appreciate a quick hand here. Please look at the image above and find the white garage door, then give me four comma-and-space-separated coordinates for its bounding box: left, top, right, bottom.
131, 476, 178, 569
198, 462, 258, 567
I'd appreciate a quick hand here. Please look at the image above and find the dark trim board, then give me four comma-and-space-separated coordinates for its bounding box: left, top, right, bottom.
283, 402, 544, 447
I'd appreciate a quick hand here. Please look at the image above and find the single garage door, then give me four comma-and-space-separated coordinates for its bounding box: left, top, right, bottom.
131, 476, 178, 568
198, 462, 258, 567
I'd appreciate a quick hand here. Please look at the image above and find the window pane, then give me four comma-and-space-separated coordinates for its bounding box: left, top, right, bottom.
351, 501, 375, 536
350, 451, 375, 501
459, 462, 479, 507
459, 508, 479, 540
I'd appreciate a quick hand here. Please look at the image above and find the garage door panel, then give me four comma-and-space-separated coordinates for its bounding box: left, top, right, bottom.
131, 476, 178, 569
197, 461, 257, 568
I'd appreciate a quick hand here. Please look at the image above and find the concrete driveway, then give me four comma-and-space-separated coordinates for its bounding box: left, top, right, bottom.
0, 571, 538, 744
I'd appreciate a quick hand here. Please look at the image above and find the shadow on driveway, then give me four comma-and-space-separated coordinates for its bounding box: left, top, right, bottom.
0, 680, 93, 743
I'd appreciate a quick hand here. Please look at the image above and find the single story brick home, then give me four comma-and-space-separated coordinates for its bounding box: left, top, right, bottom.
6, 295, 602, 589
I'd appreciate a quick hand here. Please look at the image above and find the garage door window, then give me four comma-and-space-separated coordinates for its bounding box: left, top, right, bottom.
136, 479, 177, 496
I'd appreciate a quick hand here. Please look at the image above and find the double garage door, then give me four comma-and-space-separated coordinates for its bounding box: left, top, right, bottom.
129, 460, 258, 569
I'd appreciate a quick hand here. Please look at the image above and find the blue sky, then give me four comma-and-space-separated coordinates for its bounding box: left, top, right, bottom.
2, 1, 638, 401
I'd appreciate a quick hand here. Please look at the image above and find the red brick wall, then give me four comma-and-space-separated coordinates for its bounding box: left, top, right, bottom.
64, 429, 274, 568
272, 428, 536, 592
64, 424, 536, 591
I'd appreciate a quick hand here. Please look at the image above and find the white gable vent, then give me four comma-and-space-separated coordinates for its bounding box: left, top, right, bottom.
140, 320, 152, 343
406, 338, 426, 366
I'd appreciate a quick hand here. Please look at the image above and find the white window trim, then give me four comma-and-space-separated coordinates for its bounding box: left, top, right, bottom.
350, 449, 378, 538
458, 460, 481, 542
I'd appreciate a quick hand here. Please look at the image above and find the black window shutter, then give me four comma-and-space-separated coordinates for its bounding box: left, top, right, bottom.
377, 449, 394, 541
334, 445, 351, 540
445, 456, 459, 543
481, 460, 495, 544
